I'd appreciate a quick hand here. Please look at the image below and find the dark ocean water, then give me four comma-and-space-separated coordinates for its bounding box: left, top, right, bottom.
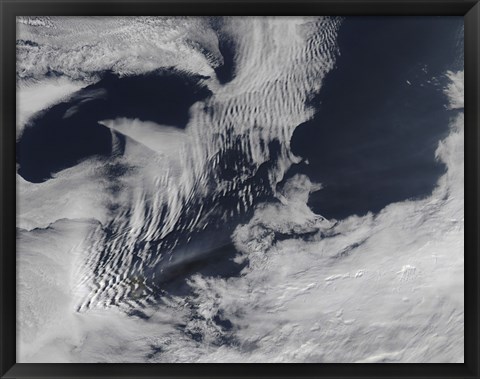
16, 18, 464, 304
17, 17, 463, 216
215, 38, 237, 84
17, 70, 211, 183
287, 16, 464, 219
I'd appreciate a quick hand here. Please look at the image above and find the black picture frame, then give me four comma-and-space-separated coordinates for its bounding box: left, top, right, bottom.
1, 1, 478, 378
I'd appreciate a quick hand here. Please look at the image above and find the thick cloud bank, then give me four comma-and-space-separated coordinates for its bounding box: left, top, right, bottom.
16, 17, 463, 363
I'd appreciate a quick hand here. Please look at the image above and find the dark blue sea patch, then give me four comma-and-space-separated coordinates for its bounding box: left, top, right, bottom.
210, 17, 237, 84
16, 70, 212, 183
288, 16, 464, 220
215, 37, 237, 84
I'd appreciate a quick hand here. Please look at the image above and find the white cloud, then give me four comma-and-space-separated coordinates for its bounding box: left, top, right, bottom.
17, 159, 112, 230
18, 91, 464, 363
99, 118, 190, 159
174, 71, 464, 363
17, 218, 183, 362
16, 18, 463, 363
17, 17, 221, 81
57, 16, 342, 312
444, 70, 464, 110
17, 78, 85, 139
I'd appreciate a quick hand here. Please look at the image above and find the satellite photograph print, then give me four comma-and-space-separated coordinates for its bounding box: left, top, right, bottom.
16, 16, 464, 363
